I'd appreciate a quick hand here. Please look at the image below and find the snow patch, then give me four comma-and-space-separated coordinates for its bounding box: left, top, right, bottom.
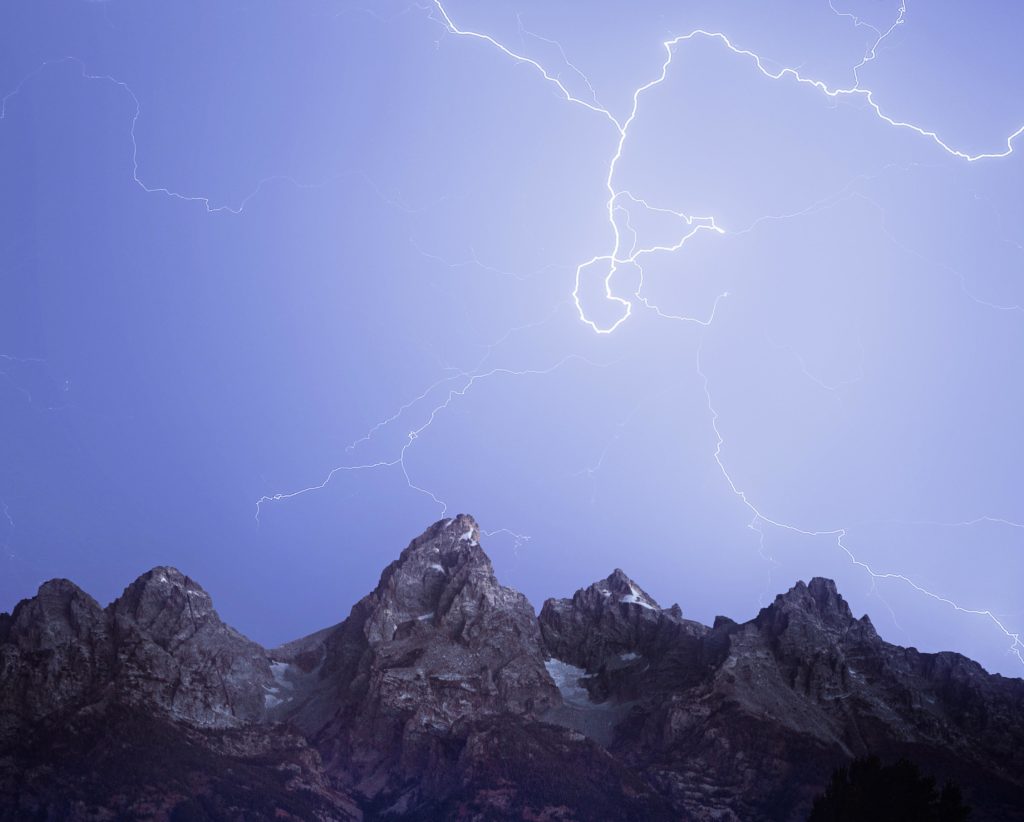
263, 672, 293, 710
545, 658, 593, 708
459, 528, 477, 543
621, 594, 654, 610
270, 661, 294, 689
621, 582, 657, 609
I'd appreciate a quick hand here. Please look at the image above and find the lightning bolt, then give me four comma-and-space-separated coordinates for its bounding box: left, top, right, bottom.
766, 333, 866, 396
572, 388, 671, 506
255, 353, 614, 527
5, 1, 1018, 668
0, 353, 44, 405
0, 56, 422, 215
697, 337, 1024, 666
431, 0, 1023, 333
429, 0, 1024, 667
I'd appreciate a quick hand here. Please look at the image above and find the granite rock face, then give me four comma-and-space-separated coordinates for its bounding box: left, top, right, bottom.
0, 579, 111, 743
538, 574, 1024, 820
0, 567, 350, 820
276, 514, 567, 813
1, 515, 1022, 821
109, 567, 277, 726
0, 567, 278, 738
539, 568, 710, 703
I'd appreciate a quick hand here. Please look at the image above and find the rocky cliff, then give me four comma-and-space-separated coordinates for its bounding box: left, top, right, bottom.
1, 515, 1021, 820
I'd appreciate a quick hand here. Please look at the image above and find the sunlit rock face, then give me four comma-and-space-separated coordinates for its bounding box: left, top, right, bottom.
1, 517, 1023, 820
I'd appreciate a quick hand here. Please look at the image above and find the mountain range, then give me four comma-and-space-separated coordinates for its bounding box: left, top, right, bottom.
1, 514, 1022, 820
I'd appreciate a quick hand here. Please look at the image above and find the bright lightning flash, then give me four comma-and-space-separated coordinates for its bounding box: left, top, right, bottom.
3, 0, 1019, 669
427, 0, 1024, 667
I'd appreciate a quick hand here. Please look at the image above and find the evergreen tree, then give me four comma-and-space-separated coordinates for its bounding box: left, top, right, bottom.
809, 756, 971, 821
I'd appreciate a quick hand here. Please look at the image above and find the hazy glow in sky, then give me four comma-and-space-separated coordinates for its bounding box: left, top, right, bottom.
2, 0, 1023, 675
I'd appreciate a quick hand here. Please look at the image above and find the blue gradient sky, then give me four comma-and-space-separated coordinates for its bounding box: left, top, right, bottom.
2, 0, 1023, 675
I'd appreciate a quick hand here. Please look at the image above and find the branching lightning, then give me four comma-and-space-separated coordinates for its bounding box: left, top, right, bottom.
3, 1, 1020, 668
431, 0, 1023, 333
429, 0, 1024, 666
0, 353, 44, 406
766, 333, 866, 396
697, 336, 1024, 666
255, 353, 613, 525
0, 56, 410, 215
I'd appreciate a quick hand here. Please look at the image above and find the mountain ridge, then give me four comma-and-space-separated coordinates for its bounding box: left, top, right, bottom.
1, 514, 1021, 820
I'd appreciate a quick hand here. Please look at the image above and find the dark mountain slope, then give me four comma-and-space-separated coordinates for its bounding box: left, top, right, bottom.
1, 515, 1021, 820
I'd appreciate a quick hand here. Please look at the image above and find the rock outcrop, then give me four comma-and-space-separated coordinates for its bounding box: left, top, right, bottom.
0, 568, 352, 820
539, 573, 1024, 820
1, 515, 1022, 821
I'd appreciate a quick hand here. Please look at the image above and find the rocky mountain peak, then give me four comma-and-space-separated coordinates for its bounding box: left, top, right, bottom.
0, 578, 111, 741
760, 577, 858, 635
35, 577, 93, 600
806, 576, 854, 618
7, 578, 104, 643
3, 520, 1024, 821
361, 514, 499, 647
284, 516, 561, 802
539, 568, 700, 677
108, 565, 221, 647
114, 564, 212, 607
403, 513, 482, 557
594, 568, 662, 610
102, 566, 274, 728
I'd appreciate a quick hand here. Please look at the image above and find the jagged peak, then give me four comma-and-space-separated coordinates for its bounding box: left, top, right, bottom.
392, 514, 488, 575
805, 577, 851, 617
592, 568, 661, 610
361, 514, 506, 644
113, 566, 212, 605
107, 566, 220, 635
6, 578, 103, 635
767, 577, 855, 627
29, 578, 103, 612
36, 577, 89, 598
412, 514, 481, 548
603, 569, 634, 591
807, 576, 840, 599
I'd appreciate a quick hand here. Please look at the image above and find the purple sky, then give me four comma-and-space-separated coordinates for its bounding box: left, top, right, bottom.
2, 0, 1023, 676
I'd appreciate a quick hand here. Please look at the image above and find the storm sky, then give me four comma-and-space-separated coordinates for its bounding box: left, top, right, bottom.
2, 0, 1023, 675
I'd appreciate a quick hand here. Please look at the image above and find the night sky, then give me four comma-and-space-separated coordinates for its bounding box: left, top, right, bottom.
2, 0, 1023, 676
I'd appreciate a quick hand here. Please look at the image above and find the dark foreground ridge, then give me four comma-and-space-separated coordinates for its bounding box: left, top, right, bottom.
1, 515, 1022, 820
